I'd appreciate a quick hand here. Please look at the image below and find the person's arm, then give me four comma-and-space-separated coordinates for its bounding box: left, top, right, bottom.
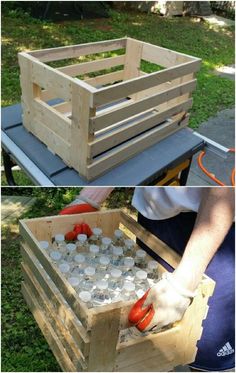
59, 187, 114, 214
139, 188, 235, 332
173, 187, 235, 291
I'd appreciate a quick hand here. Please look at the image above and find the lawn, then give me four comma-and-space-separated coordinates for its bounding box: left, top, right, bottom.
1, 187, 135, 372
2, 7, 235, 128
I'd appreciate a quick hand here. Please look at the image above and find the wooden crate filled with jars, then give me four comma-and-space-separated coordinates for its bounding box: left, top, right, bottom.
20, 209, 215, 372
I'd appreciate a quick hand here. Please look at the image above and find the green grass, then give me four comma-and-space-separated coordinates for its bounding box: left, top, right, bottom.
1, 188, 134, 372
2, 8, 234, 125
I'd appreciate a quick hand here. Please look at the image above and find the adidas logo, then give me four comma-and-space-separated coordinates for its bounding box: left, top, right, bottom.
217, 342, 234, 357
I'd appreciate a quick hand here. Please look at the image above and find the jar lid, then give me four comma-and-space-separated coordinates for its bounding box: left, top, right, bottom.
77, 234, 87, 242
124, 257, 135, 267
102, 237, 111, 246
123, 281, 135, 292
50, 251, 62, 261
89, 245, 99, 254
110, 268, 122, 278
114, 229, 123, 238
55, 234, 64, 242
59, 263, 70, 273
79, 291, 91, 303
68, 277, 80, 287
136, 249, 147, 258
85, 266, 95, 276
92, 227, 102, 236
113, 246, 123, 256
96, 280, 108, 290
99, 256, 110, 266
136, 270, 147, 280
74, 254, 85, 264
124, 239, 135, 248
39, 240, 49, 250
66, 243, 76, 252
148, 260, 158, 270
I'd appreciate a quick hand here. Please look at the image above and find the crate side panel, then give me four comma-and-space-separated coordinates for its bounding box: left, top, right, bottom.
21, 262, 87, 370
21, 282, 77, 372
20, 242, 90, 356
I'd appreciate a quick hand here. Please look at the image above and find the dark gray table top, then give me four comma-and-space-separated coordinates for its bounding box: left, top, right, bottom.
1, 103, 204, 186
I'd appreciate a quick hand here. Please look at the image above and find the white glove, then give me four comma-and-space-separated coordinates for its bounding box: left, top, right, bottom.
68, 187, 114, 209
142, 272, 196, 332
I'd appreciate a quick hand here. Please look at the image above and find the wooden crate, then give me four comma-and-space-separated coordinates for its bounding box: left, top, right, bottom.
18, 38, 201, 181
19, 210, 214, 372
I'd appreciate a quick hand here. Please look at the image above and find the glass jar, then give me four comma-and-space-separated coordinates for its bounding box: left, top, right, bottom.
72, 254, 86, 276
97, 256, 110, 279
123, 257, 135, 281
92, 280, 110, 306
147, 260, 159, 281
88, 244, 100, 264
124, 239, 135, 256
53, 234, 67, 256
80, 266, 96, 291
109, 268, 123, 292
76, 234, 88, 253
134, 249, 147, 269
39, 240, 50, 252
64, 243, 76, 263
78, 291, 93, 308
50, 250, 63, 264
113, 229, 124, 246
67, 276, 80, 292
121, 281, 136, 301
89, 227, 103, 245
100, 237, 112, 254
111, 246, 123, 266
135, 270, 149, 298
58, 262, 71, 278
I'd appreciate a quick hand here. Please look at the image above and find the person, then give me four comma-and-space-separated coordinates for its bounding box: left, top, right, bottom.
60, 187, 235, 371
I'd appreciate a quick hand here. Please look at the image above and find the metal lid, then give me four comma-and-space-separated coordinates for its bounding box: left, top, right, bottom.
113, 246, 123, 256
59, 263, 70, 273
110, 268, 122, 278
55, 234, 64, 242
50, 251, 62, 261
102, 237, 111, 246
92, 227, 102, 236
136, 270, 147, 280
66, 243, 76, 252
124, 257, 135, 267
77, 234, 87, 242
124, 239, 135, 248
68, 277, 80, 287
96, 280, 108, 290
39, 240, 49, 250
84, 266, 96, 276
136, 249, 147, 258
79, 291, 92, 303
123, 281, 135, 292
89, 244, 99, 254
114, 229, 123, 238
99, 256, 110, 266
74, 254, 85, 264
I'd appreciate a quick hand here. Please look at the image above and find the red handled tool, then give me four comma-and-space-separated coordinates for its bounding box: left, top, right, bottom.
65, 223, 93, 241
59, 203, 97, 215
128, 289, 155, 332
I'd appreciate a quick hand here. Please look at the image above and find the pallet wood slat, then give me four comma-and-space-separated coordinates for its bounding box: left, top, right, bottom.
20, 210, 215, 372
19, 38, 201, 180
58, 55, 125, 77
90, 80, 196, 131
29, 38, 127, 62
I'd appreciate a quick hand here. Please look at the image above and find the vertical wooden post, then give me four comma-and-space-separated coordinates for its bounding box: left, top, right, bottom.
88, 308, 121, 371
70, 82, 95, 178
18, 53, 41, 133
123, 38, 143, 100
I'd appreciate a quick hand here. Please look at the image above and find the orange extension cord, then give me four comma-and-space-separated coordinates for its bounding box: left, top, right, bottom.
197, 148, 235, 186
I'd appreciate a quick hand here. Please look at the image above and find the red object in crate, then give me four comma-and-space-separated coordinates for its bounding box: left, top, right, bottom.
128, 289, 155, 332
65, 223, 93, 241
